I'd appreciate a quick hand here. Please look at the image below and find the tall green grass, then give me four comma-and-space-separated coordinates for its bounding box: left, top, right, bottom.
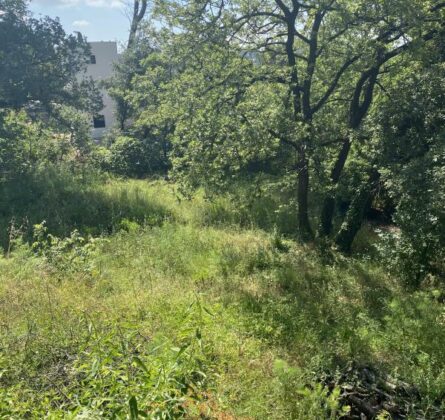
0, 168, 172, 249
0, 167, 303, 253
1, 178, 445, 418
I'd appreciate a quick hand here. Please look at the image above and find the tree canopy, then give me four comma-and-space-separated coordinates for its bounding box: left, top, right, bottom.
121, 0, 443, 243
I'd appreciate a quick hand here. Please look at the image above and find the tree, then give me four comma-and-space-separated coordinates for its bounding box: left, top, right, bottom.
108, 30, 154, 131
145, 0, 444, 245
371, 51, 445, 283
0, 0, 103, 176
108, 7, 173, 176
0, 0, 26, 17
108, 0, 150, 130
0, 0, 101, 116
128, 0, 148, 48
326, 1, 445, 251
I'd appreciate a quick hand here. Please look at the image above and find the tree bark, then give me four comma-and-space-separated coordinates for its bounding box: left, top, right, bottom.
335, 170, 379, 252
319, 65, 380, 240
128, 0, 148, 49
297, 143, 313, 240
319, 137, 351, 236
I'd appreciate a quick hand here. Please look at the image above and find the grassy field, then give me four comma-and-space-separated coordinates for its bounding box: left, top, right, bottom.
1, 179, 444, 419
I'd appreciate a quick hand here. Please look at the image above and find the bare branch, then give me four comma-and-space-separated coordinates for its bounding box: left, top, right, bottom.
274, 0, 291, 17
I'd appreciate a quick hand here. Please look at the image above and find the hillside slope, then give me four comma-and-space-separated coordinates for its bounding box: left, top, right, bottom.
1, 181, 444, 419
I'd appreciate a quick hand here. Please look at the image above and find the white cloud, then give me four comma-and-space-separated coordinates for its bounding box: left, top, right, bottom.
72, 19, 90, 27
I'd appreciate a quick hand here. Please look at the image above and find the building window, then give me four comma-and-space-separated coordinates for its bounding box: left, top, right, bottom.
93, 115, 106, 128
90, 55, 96, 64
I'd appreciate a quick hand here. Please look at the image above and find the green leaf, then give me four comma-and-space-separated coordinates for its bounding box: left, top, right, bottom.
203, 306, 214, 316
129, 396, 139, 420
173, 344, 190, 360
196, 328, 202, 340
133, 356, 150, 375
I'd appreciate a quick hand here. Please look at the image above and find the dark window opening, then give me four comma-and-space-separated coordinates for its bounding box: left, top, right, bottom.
90, 55, 96, 64
93, 115, 105, 128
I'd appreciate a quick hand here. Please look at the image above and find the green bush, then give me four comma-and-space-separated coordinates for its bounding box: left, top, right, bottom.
106, 134, 169, 178
0, 110, 50, 179
374, 63, 445, 285
108, 136, 149, 178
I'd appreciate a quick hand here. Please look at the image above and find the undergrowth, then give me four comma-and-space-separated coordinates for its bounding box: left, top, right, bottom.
0, 179, 444, 418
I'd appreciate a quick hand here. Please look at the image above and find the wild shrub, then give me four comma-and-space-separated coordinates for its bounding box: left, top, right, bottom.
105, 135, 169, 178
31, 222, 103, 277
274, 359, 350, 419
373, 63, 445, 286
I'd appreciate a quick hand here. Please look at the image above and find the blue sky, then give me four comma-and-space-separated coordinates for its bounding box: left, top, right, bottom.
29, 0, 130, 45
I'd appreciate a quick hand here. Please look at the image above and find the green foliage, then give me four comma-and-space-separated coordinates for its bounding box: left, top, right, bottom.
0, 109, 96, 182
0, 0, 101, 181
107, 26, 156, 129
0, 0, 101, 113
273, 359, 350, 419
1, 180, 445, 418
116, 0, 445, 246
104, 25, 171, 178
373, 62, 445, 284
105, 135, 168, 178
31, 222, 102, 276
1, 0, 445, 416
0, 110, 45, 178
0, 170, 171, 250
108, 136, 149, 178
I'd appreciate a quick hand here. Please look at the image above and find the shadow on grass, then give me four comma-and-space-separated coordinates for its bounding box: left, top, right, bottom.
0, 168, 172, 250
215, 249, 398, 371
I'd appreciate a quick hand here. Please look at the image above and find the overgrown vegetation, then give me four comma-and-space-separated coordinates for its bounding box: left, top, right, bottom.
1, 180, 445, 419
101, 0, 445, 285
1, 0, 445, 418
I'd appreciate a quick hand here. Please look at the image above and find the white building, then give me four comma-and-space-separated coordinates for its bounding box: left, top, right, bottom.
85, 41, 119, 139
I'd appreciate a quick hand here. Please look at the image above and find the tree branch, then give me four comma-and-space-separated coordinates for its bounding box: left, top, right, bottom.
312, 54, 360, 114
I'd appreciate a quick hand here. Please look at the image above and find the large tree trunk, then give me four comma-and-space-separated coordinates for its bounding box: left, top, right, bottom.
319, 138, 351, 236
335, 170, 379, 252
320, 66, 379, 241
297, 144, 313, 241
279, 6, 315, 241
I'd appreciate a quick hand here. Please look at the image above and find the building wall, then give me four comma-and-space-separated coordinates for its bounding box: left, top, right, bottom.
85, 42, 119, 139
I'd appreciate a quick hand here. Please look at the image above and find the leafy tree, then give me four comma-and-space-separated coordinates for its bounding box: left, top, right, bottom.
373, 58, 445, 284
107, 29, 155, 130
107, 25, 173, 175
107, 0, 150, 130
0, 0, 103, 176
0, 0, 26, 17
140, 0, 444, 245
0, 0, 101, 118
0, 110, 42, 179
0, 109, 90, 181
